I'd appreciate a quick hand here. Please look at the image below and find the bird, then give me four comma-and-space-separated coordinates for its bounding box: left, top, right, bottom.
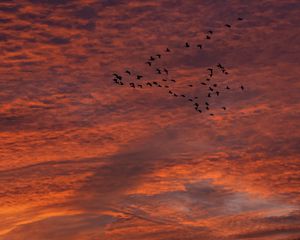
119, 82, 124, 85
206, 78, 210, 81
146, 82, 152, 87
205, 102, 209, 105
201, 82, 207, 85
164, 68, 168, 75
225, 24, 231, 28
156, 68, 161, 74
188, 84, 193, 87
198, 109, 202, 113
156, 54, 161, 58
197, 44, 202, 49
173, 93, 178, 97
146, 61, 152, 66
217, 63, 224, 69
206, 106, 209, 110
171, 79, 176, 82
208, 93, 211, 97
226, 86, 230, 90
137, 84, 142, 88
188, 98, 193, 102
224, 71, 229, 75
237, 17, 243, 21
113, 74, 122, 80
137, 75, 143, 80
125, 70, 131, 75
113, 78, 119, 84
241, 85, 244, 90
207, 68, 213, 77
209, 87, 214, 91
222, 107, 226, 110
164, 85, 169, 88
158, 84, 162, 87
169, 90, 173, 94
194, 97, 198, 99
216, 91, 220, 96
162, 79, 167, 81
206, 35, 211, 40
213, 84, 217, 87
207, 30, 213, 34
149, 56, 155, 61
153, 81, 158, 85
166, 48, 171, 52
210, 113, 214, 116
194, 103, 199, 107
181, 94, 186, 97
129, 83, 135, 88
185, 42, 190, 48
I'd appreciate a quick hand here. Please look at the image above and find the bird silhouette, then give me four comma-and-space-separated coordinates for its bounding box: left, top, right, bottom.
164, 68, 168, 75
206, 35, 211, 39
205, 102, 209, 105
137, 75, 143, 80
188, 84, 193, 87
207, 30, 213, 34
206, 78, 210, 81
197, 44, 202, 49
169, 90, 173, 94
130, 83, 135, 88
188, 98, 193, 102
226, 86, 230, 90
213, 84, 217, 87
156, 68, 161, 74
198, 109, 202, 113
237, 17, 243, 21
125, 70, 131, 75
171, 79, 176, 82
201, 82, 207, 85
185, 42, 190, 48
138, 84, 143, 88
146, 82, 152, 87
162, 79, 167, 81
208, 93, 211, 97
241, 85, 244, 90
153, 81, 158, 85
173, 93, 178, 97
156, 54, 161, 58
210, 113, 214, 116
149, 56, 155, 61
216, 91, 220, 96
209, 87, 214, 91
164, 85, 169, 88
222, 107, 226, 110
181, 94, 186, 97
166, 48, 171, 52
206, 106, 209, 110
225, 24, 231, 28
146, 61, 152, 66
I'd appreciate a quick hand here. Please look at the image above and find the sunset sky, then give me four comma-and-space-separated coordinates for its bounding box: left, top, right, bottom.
0, 0, 300, 239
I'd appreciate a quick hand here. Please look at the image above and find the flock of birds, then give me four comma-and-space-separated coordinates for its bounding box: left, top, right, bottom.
112, 18, 245, 116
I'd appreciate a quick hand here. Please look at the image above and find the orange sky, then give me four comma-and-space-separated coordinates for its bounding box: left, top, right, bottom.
0, 0, 300, 239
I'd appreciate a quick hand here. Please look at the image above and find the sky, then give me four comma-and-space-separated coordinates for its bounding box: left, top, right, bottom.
0, 0, 300, 239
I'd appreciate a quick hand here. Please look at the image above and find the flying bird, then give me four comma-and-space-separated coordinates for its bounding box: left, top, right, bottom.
206, 35, 211, 40
185, 42, 190, 48
213, 84, 217, 87
163, 68, 168, 75
149, 56, 155, 61
201, 82, 207, 85
156, 54, 161, 58
125, 70, 131, 75
237, 17, 243, 21
207, 30, 213, 34
216, 91, 220, 96
129, 83, 135, 88
222, 107, 226, 110
146, 82, 152, 87
241, 85, 244, 90
171, 79, 176, 82
137, 84, 143, 88
165, 48, 171, 52
136, 75, 143, 80
156, 68, 161, 74
188, 84, 193, 87
226, 86, 230, 90
181, 94, 186, 97
146, 61, 152, 66
225, 24, 231, 28
162, 79, 167, 82
197, 44, 202, 49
